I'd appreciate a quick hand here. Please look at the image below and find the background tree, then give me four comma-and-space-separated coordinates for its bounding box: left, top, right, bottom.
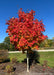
0, 36, 17, 51
52, 37, 54, 47
40, 39, 53, 48
47, 39, 53, 47
6, 8, 47, 72
43, 39, 49, 47
0, 43, 8, 50
4, 36, 17, 51
4, 36, 10, 50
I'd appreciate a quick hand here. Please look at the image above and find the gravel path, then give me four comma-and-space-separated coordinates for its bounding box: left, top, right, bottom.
8, 49, 54, 53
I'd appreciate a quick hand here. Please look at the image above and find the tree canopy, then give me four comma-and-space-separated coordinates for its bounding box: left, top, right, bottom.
6, 8, 47, 51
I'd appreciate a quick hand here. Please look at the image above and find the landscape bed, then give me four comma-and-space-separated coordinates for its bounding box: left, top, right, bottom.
0, 51, 54, 75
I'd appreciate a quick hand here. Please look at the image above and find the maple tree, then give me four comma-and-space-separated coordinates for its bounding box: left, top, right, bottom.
6, 8, 47, 51
6, 8, 47, 72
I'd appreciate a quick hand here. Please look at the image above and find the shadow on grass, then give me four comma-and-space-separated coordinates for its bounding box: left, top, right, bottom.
22, 49, 40, 69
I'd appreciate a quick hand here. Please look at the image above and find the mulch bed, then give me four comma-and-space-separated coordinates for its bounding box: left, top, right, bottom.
0, 62, 54, 75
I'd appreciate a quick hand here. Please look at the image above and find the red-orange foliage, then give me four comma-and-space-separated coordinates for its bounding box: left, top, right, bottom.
6, 8, 47, 50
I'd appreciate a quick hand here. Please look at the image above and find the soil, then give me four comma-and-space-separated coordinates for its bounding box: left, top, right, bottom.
0, 62, 54, 75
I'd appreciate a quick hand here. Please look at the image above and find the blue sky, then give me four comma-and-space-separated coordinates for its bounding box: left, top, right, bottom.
0, 0, 54, 43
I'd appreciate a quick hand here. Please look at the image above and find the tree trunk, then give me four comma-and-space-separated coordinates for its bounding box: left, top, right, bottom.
27, 50, 29, 72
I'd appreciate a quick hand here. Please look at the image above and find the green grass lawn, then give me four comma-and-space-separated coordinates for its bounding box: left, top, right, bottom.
9, 51, 54, 68
39, 52, 54, 68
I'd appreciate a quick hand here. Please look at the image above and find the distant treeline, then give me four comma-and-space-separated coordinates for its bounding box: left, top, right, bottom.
0, 36, 54, 51
0, 37, 18, 51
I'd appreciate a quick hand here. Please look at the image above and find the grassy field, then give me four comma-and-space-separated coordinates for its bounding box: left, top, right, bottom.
9, 51, 54, 68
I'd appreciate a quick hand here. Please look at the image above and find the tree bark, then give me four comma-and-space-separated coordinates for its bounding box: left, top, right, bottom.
27, 50, 29, 72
